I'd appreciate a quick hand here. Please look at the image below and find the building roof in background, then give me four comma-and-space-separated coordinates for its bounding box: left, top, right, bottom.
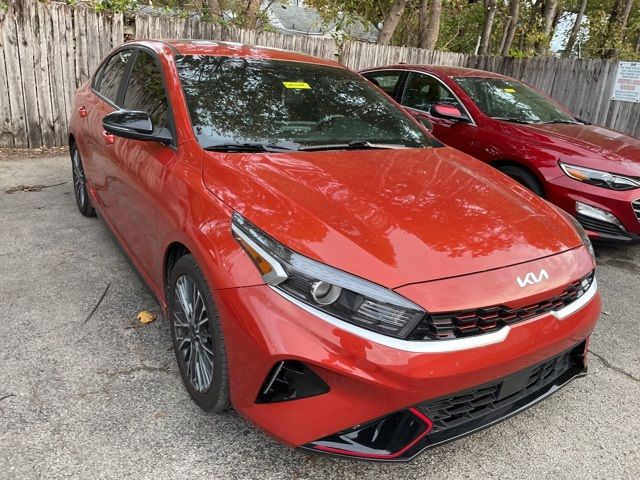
136, 2, 378, 43
267, 2, 378, 42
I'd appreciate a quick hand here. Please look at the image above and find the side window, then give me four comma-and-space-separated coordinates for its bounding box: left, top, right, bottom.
122, 50, 169, 131
95, 50, 133, 104
401, 72, 461, 112
362, 71, 402, 96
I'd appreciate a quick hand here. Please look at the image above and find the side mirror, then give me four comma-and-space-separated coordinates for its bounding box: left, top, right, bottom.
431, 104, 467, 122
102, 110, 172, 144
415, 114, 433, 132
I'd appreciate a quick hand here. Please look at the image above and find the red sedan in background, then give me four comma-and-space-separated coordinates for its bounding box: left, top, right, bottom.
361, 65, 640, 244
69, 40, 600, 461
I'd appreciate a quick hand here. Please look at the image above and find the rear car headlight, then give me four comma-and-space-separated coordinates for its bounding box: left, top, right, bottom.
231, 212, 426, 338
559, 162, 640, 191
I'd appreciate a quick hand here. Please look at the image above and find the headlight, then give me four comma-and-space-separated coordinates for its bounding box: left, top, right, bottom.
553, 206, 596, 262
231, 212, 426, 338
559, 162, 640, 191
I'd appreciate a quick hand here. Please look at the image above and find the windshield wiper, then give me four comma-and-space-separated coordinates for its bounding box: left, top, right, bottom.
539, 119, 580, 125
204, 141, 299, 152
492, 117, 534, 124
298, 140, 411, 151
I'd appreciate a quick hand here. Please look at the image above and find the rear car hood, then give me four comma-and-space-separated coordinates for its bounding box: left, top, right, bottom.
522, 123, 640, 176
203, 147, 582, 289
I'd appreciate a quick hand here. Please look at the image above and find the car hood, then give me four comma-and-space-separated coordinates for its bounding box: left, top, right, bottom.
517, 123, 640, 176
202, 146, 582, 289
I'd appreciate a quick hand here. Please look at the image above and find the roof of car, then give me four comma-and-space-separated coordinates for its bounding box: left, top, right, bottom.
366, 64, 511, 80
131, 39, 341, 67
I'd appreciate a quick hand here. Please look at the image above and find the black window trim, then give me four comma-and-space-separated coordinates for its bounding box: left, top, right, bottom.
121, 46, 178, 147
91, 45, 178, 148
91, 47, 136, 109
366, 68, 477, 127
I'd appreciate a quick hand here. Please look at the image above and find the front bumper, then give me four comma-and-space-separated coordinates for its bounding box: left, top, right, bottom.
546, 175, 640, 243
303, 341, 587, 461
213, 250, 601, 460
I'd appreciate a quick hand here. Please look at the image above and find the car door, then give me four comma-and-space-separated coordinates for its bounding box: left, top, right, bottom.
81, 49, 134, 211
107, 48, 178, 279
398, 72, 477, 149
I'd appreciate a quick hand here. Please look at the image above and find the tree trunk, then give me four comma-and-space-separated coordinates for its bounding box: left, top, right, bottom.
243, 0, 261, 29
620, 0, 634, 29
378, 0, 408, 45
536, 0, 558, 54
603, 0, 633, 57
418, 0, 430, 48
207, 0, 222, 19
478, 0, 498, 55
636, 32, 640, 53
500, 0, 520, 56
424, 0, 442, 49
563, 0, 587, 57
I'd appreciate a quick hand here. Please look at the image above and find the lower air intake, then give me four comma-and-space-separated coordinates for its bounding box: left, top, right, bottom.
256, 360, 329, 403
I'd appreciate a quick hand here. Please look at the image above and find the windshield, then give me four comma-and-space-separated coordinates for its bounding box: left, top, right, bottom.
455, 77, 576, 124
175, 55, 438, 150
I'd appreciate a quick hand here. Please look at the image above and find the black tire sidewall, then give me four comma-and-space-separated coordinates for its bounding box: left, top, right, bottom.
70, 144, 95, 217
499, 165, 545, 197
168, 254, 230, 412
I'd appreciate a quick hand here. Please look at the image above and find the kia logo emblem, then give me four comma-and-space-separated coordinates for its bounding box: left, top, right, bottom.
516, 269, 549, 287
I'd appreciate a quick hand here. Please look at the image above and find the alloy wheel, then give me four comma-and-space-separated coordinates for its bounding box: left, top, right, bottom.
172, 274, 215, 393
72, 148, 87, 208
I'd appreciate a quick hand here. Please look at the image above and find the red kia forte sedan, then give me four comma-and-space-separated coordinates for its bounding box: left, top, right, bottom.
361, 65, 640, 244
69, 40, 601, 461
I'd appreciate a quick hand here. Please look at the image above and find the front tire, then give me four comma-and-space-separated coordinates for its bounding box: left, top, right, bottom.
168, 255, 230, 412
497, 165, 545, 197
70, 144, 95, 217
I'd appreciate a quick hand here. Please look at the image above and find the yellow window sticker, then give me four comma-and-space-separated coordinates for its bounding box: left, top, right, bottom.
283, 81, 311, 89
504, 88, 516, 93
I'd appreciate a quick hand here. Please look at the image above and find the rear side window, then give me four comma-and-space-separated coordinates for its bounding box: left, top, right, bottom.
95, 50, 132, 104
122, 50, 169, 130
362, 71, 402, 96
401, 72, 461, 112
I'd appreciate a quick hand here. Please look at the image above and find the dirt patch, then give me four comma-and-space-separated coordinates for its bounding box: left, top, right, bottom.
0, 146, 68, 160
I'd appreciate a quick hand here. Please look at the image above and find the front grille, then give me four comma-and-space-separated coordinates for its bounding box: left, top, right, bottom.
408, 271, 594, 340
633, 199, 640, 221
418, 343, 585, 439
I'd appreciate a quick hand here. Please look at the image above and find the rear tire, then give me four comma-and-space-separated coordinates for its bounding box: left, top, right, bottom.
497, 165, 545, 197
70, 144, 95, 217
168, 254, 230, 412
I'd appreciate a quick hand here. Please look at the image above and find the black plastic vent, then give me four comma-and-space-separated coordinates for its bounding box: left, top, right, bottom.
256, 360, 329, 404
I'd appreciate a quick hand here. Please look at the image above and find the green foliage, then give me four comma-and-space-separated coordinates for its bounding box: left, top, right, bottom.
436, 1, 485, 53
0, 0, 8, 13
89, 0, 139, 14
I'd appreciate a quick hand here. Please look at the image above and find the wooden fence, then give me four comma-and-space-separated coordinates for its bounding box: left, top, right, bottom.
0, 0, 638, 148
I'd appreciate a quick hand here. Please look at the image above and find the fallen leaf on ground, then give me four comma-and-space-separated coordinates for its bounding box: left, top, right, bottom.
136, 310, 157, 325
5, 185, 44, 194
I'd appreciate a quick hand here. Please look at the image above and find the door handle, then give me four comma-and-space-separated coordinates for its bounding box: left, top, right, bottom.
103, 130, 115, 145
79, 106, 87, 118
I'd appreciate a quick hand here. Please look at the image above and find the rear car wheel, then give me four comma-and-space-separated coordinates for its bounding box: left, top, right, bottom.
498, 165, 544, 197
70, 144, 96, 217
168, 255, 230, 412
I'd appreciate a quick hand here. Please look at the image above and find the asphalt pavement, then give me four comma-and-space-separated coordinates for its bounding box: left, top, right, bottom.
0, 154, 638, 479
